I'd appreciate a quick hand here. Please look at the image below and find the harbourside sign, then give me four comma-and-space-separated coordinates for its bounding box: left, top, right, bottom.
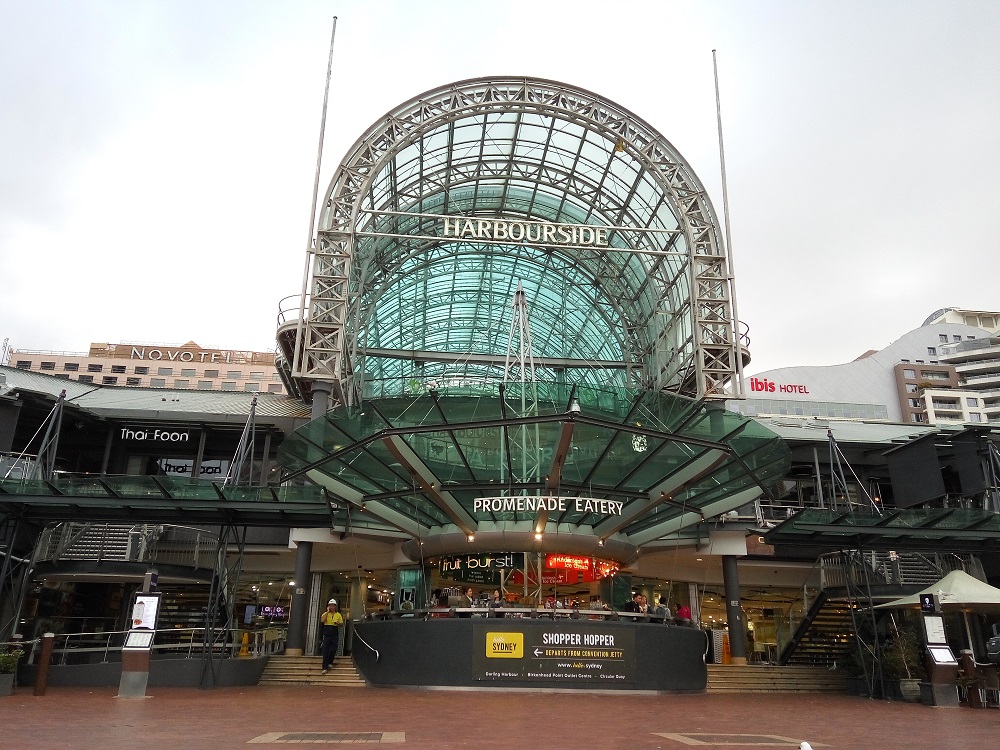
441, 217, 610, 248
474, 495, 624, 516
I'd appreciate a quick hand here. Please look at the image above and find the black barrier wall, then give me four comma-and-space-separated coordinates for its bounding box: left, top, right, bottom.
353, 618, 707, 691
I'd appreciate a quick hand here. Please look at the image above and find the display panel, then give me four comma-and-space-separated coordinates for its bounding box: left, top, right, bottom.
923, 615, 947, 645
929, 646, 957, 665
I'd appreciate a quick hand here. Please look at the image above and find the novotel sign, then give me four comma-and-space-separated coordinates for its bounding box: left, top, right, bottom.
473, 496, 624, 516
441, 217, 610, 248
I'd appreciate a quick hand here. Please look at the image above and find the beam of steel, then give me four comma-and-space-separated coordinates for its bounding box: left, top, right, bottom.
383, 435, 477, 535
627, 486, 762, 546
306, 470, 429, 539
533, 418, 577, 533
593, 449, 728, 538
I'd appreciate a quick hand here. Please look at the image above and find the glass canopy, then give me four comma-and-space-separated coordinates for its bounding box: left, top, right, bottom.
277, 381, 790, 551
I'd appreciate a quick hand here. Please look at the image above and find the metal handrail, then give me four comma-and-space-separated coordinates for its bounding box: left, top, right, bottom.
27, 626, 286, 664
370, 606, 682, 624
351, 630, 379, 662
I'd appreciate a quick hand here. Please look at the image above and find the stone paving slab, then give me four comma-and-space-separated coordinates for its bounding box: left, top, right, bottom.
1, 686, 997, 750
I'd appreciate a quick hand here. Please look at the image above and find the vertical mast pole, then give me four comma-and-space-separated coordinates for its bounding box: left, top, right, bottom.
292, 17, 339, 377
712, 49, 745, 396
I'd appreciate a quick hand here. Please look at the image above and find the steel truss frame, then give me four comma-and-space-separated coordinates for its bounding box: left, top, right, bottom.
291, 77, 743, 405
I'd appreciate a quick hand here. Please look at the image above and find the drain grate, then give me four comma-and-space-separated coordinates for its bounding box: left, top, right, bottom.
654, 734, 825, 747
248, 731, 405, 744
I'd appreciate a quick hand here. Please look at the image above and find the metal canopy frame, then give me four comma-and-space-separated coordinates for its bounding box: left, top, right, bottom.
284, 76, 744, 406
764, 507, 1000, 553
277, 383, 790, 554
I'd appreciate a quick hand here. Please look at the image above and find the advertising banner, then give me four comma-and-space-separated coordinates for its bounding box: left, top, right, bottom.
473, 622, 634, 685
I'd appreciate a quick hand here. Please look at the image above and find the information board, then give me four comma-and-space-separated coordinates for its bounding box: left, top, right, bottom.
472, 622, 634, 685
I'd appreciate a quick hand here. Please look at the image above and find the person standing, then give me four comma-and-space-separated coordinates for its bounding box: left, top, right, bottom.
320, 599, 344, 674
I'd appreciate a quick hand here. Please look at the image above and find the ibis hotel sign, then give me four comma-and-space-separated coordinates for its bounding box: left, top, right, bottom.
441, 217, 610, 248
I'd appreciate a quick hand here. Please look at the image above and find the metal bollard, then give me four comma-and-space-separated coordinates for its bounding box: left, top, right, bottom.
33, 633, 55, 697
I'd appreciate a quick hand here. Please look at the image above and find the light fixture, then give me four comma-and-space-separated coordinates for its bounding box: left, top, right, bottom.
597, 539, 604, 547
468, 534, 475, 542
534, 532, 543, 541
568, 398, 580, 413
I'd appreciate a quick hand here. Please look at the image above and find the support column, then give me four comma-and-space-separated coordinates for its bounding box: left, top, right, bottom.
722, 554, 747, 665
311, 381, 334, 419
349, 573, 366, 622
285, 541, 313, 656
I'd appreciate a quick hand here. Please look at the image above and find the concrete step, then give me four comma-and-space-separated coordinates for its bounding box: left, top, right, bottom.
259, 655, 366, 687
707, 664, 847, 693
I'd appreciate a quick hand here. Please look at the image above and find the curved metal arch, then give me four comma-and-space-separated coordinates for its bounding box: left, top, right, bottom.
292, 76, 742, 405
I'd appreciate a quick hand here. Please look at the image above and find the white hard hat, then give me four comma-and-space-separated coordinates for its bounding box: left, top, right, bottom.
328, 599, 337, 605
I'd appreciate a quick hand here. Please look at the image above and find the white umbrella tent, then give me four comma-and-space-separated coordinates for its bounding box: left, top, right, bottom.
877, 570, 1000, 659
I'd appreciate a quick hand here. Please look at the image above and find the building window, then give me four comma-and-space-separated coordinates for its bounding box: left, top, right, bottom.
953, 335, 962, 342
102, 376, 118, 385
267, 384, 283, 393
227, 370, 241, 379
15, 360, 31, 369
78, 375, 94, 383
197, 380, 214, 390
968, 398, 980, 407
157, 367, 173, 376
903, 369, 916, 379
908, 399, 921, 408
221, 381, 237, 390
249, 371, 264, 380
87, 363, 103, 372
111, 364, 126, 374
939, 334, 948, 343
271, 373, 282, 381
126, 377, 141, 386
244, 382, 260, 392
150, 378, 166, 388
968, 336, 976, 340
927, 347, 937, 356
134, 366, 149, 375
905, 384, 918, 393
181, 368, 196, 377
910, 413, 924, 423
970, 413, 983, 422
982, 316, 995, 328
64, 363, 79, 371
55, 373, 70, 380
174, 379, 190, 389
204, 369, 219, 378
40, 361, 56, 371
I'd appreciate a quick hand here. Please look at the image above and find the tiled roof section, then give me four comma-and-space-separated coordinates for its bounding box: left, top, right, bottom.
0, 366, 310, 421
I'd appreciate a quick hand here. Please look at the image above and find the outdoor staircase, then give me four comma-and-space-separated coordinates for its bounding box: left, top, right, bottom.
707, 664, 847, 693
40, 522, 135, 561
779, 592, 856, 667
258, 654, 366, 687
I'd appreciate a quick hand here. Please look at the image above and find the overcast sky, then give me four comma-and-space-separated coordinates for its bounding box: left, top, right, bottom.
1, 0, 998, 375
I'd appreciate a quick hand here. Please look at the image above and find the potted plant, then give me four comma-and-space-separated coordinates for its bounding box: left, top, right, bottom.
0, 650, 24, 696
882, 620, 926, 702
